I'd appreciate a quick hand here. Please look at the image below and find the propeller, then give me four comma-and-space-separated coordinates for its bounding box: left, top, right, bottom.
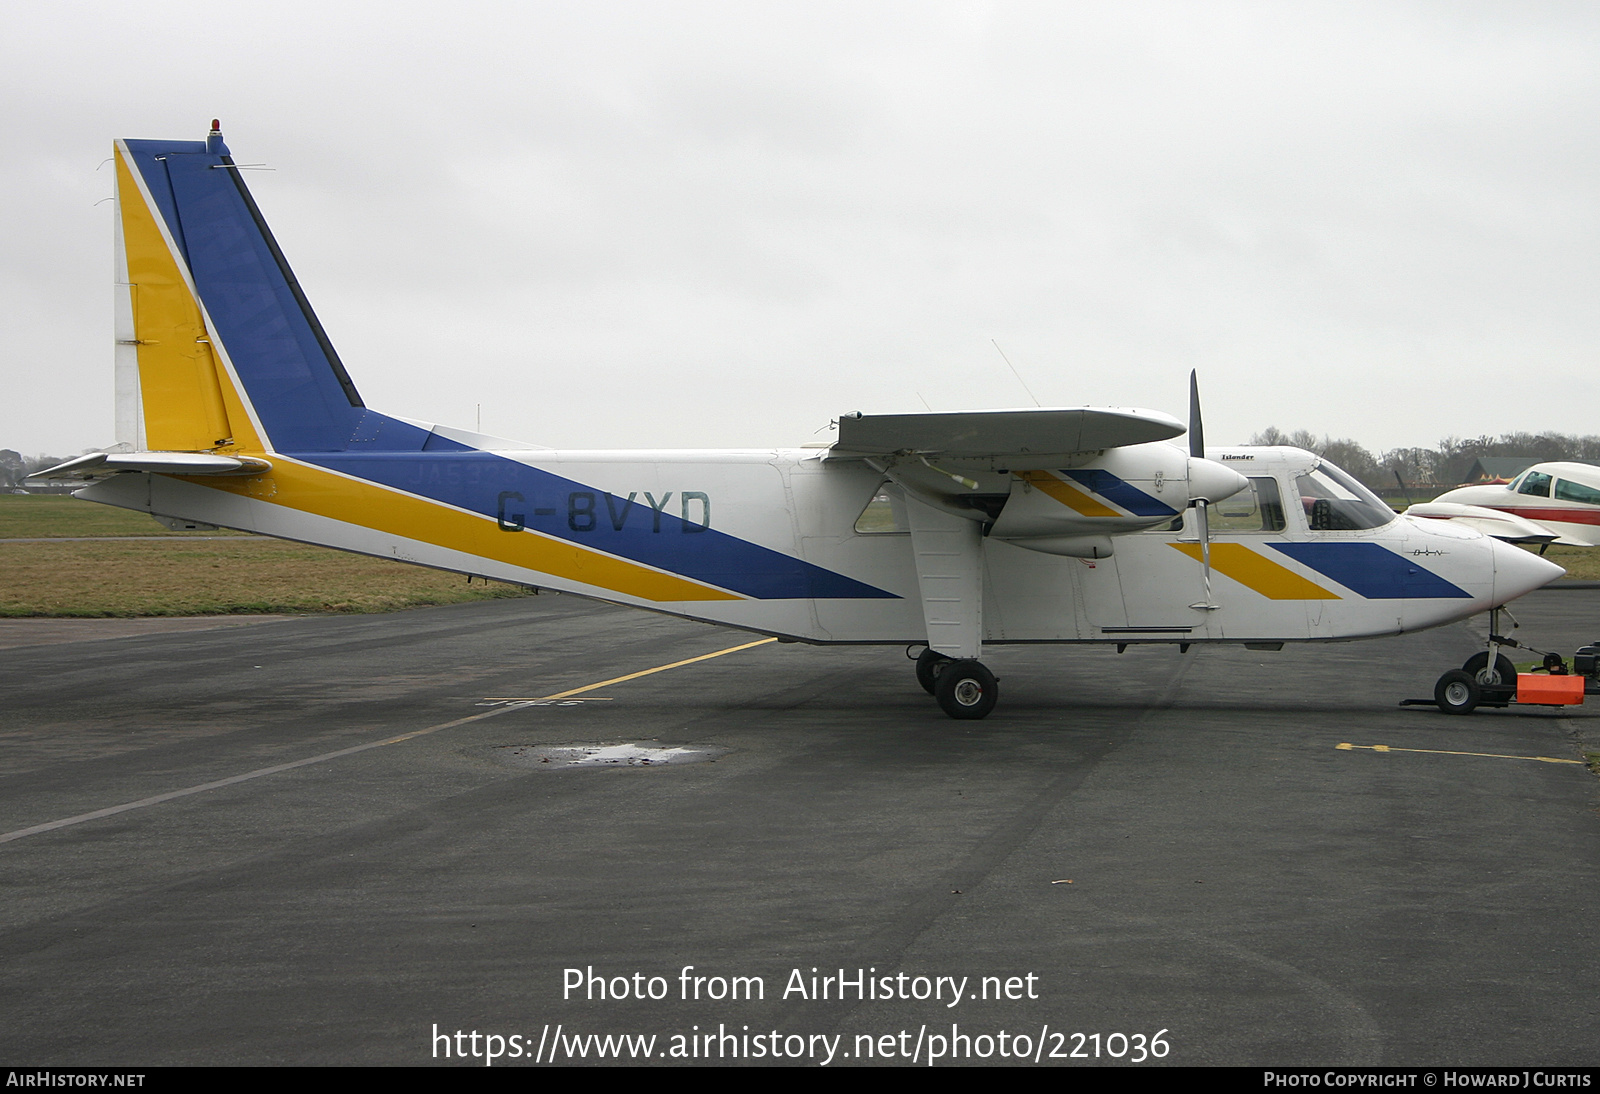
1188, 369, 1205, 458
1188, 370, 1220, 612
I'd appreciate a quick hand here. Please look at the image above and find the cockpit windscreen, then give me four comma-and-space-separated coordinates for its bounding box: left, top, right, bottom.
1294, 462, 1396, 531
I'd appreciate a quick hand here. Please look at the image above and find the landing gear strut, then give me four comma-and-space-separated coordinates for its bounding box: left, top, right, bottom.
903, 496, 995, 718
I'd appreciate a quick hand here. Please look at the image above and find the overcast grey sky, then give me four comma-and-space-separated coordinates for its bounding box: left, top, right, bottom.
3, 1, 1598, 458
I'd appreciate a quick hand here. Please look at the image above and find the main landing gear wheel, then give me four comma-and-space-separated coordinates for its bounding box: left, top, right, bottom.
1434, 669, 1481, 715
914, 647, 951, 695
1463, 652, 1517, 689
935, 660, 998, 720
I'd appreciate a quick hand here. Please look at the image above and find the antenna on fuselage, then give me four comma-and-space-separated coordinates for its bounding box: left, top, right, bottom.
991, 341, 1042, 408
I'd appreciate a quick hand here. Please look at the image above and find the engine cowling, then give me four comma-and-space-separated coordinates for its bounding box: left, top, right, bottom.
988, 442, 1247, 555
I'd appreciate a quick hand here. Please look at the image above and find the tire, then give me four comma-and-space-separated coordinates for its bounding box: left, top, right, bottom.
1463, 652, 1517, 689
1435, 669, 1481, 715
935, 660, 999, 720
915, 648, 951, 695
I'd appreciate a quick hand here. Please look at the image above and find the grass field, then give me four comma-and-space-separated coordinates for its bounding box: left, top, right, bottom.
0, 494, 534, 617
0, 493, 251, 538
1523, 545, 1600, 581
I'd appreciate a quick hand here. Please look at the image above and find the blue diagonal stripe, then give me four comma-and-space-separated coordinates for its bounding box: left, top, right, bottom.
1268, 542, 1470, 599
1062, 469, 1179, 517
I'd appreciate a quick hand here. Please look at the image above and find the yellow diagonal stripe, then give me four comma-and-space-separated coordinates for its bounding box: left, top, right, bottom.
1169, 542, 1340, 600
117, 148, 267, 454
1017, 470, 1120, 517
192, 459, 743, 603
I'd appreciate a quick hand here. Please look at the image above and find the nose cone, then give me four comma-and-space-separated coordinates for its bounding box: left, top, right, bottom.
1491, 539, 1565, 602
1187, 457, 1249, 505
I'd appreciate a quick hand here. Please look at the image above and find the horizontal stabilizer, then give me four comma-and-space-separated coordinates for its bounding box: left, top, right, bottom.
1406, 501, 1560, 545
26, 451, 272, 482
830, 407, 1185, 469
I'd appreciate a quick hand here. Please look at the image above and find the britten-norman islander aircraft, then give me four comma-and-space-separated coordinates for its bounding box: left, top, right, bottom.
34, 123, 1564, 719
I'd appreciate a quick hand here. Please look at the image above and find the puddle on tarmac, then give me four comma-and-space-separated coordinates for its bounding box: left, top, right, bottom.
489, 743, 728, 770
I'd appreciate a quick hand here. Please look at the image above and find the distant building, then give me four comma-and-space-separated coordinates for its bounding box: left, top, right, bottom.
1458, 457, 1600, 484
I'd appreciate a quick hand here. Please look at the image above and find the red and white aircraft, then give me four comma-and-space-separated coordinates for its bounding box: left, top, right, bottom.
1409, 463, 1600, 549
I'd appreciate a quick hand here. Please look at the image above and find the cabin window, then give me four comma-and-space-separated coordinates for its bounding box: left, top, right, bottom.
1517, 472, 1552, 498
1555, 478, 1600, 505
1208, 477, 1287, 533
1295, 463, 1395, 531
854, 484, 909, 534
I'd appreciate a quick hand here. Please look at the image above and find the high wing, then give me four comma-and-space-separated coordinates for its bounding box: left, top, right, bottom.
824, 402, 1250, 674
827, 404, 1246, 536
830, 407, 1186, 470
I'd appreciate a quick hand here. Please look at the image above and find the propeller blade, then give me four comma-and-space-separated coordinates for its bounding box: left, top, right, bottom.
1188, 369, 1205, 459
1187, 372, 1219, 610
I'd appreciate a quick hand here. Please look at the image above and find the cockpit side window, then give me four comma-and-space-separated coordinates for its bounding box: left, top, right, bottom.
1294, 463, 1396, 531
1208, 477, 1287, 533
1555, 478, 1600, 505
1517, 471, 1552, 498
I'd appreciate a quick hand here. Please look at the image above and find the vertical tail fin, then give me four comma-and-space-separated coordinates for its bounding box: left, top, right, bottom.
114, 121, 423, 455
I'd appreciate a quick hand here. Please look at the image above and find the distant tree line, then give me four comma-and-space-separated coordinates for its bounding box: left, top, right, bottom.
1249, 428, 1600, 493
0, 450, 74, 490
9, 431, 1600, 496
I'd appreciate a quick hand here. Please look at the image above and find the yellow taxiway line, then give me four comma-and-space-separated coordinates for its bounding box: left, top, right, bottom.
487, 637, 778, 702
0, 637, 779, 845
1337, 743, 1582, 765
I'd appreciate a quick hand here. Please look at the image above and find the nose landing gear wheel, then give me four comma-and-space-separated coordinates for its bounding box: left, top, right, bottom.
1434, 669, 1481, 714
935, 660, 998, 719
1463, 652, 1517, 689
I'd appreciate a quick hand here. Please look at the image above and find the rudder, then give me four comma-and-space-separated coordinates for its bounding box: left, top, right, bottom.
114, 121, 399, 455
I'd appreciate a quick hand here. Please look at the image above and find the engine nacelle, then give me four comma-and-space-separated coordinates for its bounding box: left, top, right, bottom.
989, 442, 1247, 549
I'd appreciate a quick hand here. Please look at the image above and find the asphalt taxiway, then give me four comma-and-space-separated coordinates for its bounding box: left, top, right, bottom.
2, 590, 1597, 1066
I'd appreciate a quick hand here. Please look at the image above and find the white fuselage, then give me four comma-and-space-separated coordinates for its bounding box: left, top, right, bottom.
80, 443, 1560, 647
